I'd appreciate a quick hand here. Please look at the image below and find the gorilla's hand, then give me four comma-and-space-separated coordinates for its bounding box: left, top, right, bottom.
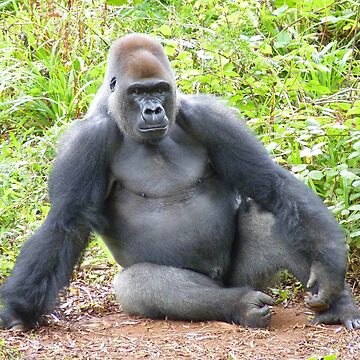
0, 308, 27, 331
305, 261, 344, 311
230, 290, 275, 328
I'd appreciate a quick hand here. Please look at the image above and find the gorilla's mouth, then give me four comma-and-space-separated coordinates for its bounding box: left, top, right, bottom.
139, 125, 168, 133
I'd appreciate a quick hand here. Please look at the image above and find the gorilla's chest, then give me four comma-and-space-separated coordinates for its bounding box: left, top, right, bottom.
102, 126, 237, 277
110, 126, 209, 196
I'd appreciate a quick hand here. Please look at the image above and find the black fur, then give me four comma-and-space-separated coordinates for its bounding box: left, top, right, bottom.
0, 108, 120, 329
1, 34, 359, 330
178, 96, 346, 287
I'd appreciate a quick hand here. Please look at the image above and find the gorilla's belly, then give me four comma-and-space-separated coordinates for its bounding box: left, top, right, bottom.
102, 178, 237, 279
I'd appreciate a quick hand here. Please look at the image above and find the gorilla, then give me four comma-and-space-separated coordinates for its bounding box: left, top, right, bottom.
1, 34, 359, 331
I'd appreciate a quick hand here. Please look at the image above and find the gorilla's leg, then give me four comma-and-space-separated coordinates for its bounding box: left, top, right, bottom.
225, 201, 291, 290
114, 262, 274, 328
226, 201, 360, 329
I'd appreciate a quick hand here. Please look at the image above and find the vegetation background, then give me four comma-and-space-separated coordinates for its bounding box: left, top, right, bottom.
0, 1, 359, 358
0, 0, 359, 283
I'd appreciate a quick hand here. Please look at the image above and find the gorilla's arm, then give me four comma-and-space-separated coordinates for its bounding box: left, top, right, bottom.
178, 95, 346, 307
0, 112, 119, 329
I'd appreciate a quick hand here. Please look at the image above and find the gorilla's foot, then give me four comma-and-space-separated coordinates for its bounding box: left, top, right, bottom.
229, 290, 275, 328
313, 306, 360, 330
311, 288, 360, 330
0, 309, 27, 331
313, 304, 360, 330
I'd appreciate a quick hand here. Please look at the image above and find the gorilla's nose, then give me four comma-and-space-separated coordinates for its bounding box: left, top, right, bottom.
142, 104, 165, 124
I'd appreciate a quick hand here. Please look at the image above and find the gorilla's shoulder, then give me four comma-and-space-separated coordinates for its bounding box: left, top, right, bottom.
179, 93, 228, 107
177, 93, 241, 127
56, 113, 120, 158
68, 111, 119, 139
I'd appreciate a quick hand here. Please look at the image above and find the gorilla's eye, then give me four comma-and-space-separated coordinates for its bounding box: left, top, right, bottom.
132, 88, 142, 95
110, 77, 116, 92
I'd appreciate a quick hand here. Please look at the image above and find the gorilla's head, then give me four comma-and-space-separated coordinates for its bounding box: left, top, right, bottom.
105, 34, 177, 143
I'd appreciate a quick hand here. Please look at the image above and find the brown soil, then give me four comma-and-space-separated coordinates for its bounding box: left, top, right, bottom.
1, 266, 360, 360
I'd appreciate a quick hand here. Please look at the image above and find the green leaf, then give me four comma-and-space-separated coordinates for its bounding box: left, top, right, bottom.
340, 170, 359, 181
323, 355, 337, 360
272, 4, 288, 16
341, 209, 350, 216
0, 0, 14, 9
308, 170, 324, 180
347, 107, 360, 115
337, 164, 348, 171
107, 0, 128, 5
274, 31, 291, 48
306, 119, 319, 127
320, 16, 340, 23
292, 164, 308, 172
164, 45, 176, 57
260, 43, 273, 55
348, 213, 360, 222
348, 205, 360, 211
339, 49, 352, 69
158, 25, 172, 37
348, 151, 360, 160
307, 355, 337, 360
300, 147, 323, 157
325, 169, 338, 177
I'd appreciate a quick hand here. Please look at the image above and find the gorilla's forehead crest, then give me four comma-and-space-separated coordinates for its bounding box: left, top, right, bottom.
109, 33, 172, 81
111, 33, 164, 56
127, 50, 168, 80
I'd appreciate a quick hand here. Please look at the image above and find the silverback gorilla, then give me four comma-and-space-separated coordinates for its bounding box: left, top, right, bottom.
1, 34, 360, 331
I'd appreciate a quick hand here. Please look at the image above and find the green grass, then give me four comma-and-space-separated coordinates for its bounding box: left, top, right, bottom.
0, 0, 359, 278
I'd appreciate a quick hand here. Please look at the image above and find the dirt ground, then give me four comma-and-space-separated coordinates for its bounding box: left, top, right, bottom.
1, 266, 360, 360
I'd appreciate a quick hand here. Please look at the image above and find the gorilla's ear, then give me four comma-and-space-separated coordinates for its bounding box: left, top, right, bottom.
110, 77, 116, 92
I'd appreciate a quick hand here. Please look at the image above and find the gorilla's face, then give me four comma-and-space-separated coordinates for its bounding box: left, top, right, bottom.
105, 35, 177, 143
108, 76, 176, 143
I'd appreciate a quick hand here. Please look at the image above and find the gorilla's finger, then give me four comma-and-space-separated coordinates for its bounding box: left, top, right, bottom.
10, 323, 26, 331
247, 306, 271, 328
353, 319, 360, 329
259, 305, 270, 316
344, 319, 354, 330
257, 292, 275, 306
307, 270, 317, 289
